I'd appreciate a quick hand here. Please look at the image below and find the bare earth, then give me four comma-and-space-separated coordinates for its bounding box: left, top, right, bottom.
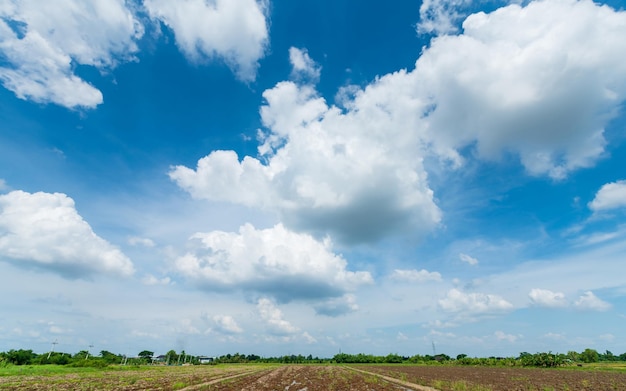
357, 365, 626, 391
1, 364, 626, 390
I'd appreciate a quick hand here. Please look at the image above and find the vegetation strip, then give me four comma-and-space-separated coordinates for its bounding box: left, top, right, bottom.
344, 365, 439, 391
177, 368, 270, 391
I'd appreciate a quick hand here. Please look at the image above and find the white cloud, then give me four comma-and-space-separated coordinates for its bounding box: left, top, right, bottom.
589, 180, 626, 212
174, 223, 372, 302
313, 294, 359, 317
424, 319, 457, 329
469, 238, 626, 310
599, 333, 615, 342
257, 298, 299, 336
0, 0, 142, 108
170, 72, 443, 244
128, 236, 155, 247
459, 253, 478, 265
418, 0, 475, 35
417, 0, 626, 179
144, 0, 269, 81
528, 288, 568, 308
438, 289, 513, 316
494, 330, 520, 343
172, 0, 626, 245
542, 332, 566, 341
574, 291, 611, 311
141, 274, 171, 286
177, 318, 201, 335
289, 47, 321, 82
301, 331, 317, 344
0, 179, 7, 191
212, 315, 243, 334
0, 191, 134, 278
390, 269, 442, 283
131, 330, 160, 339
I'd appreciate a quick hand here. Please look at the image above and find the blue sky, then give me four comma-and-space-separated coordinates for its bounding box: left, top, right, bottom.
1, 0, 626, 359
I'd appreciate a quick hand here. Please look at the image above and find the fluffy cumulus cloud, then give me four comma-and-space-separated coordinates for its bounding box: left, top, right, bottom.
172, 0, 626, 244
0, 191, 134, 278
170, 63, 442, 244
174, 223, 372, 302
256, 298, 299, 336
390, 269, 442, 283
289, 47, 321, 82
418, 0, 626, 179
417, 0, 475, 35
144, 0, 269, 81
213, 315, 243, 334
528, 288, 568, 308
574, 291, 611, 311
0, 0, 142, 108
588, 180, 626, 212
439, 289, 513, 317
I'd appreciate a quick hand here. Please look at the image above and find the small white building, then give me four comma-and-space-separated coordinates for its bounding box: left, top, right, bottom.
198, 356, 214, 364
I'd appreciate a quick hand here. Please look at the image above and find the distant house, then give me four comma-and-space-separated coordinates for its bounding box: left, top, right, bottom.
198, 356, 214, 364
153, 355, 167, 364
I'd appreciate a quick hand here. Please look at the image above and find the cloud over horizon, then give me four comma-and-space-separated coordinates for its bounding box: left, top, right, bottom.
0, 191, 134, 278
2, 0, 626, 359
173, 223, 372, 303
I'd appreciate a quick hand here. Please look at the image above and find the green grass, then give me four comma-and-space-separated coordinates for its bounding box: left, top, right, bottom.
0, 364, 105, 377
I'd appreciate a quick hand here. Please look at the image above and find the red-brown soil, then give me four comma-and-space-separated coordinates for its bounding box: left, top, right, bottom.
198, 365, 415, 390
358, 364, 626, 391
2, 364, 626, 390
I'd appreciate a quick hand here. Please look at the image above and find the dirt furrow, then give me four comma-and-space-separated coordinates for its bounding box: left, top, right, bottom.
344, 366, 439, 391
177, 368, 270, 391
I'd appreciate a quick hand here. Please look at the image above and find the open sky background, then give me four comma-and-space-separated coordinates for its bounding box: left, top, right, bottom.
1, 0, 626, 359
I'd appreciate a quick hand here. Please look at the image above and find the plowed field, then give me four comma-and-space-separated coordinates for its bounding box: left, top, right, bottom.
357, 364, 626, 391
0, 365, 423, 390
0, 365, 265, 391
2, 364, 625, 390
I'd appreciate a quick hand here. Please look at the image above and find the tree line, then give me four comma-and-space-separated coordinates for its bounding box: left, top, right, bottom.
1, 348, 623, 368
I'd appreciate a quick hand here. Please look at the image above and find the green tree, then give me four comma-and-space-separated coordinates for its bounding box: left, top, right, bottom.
4, 349, 35, 365
138, 350, 154, 363
601, 350, 616, 362
166, 350, 178, 365
580, 348, 599, 363
566, 350, 580, 362
100, 350, 122, 364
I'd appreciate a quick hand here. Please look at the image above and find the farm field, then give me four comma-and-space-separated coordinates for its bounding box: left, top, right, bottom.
0, 364, 273, 391
0, 364, 428, 391
2, 364, 626, 390
356, 364, 626, 391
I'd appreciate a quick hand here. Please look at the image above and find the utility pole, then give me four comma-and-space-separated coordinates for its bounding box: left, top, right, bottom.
47, 340, 58, 360
86, 344, 94, 360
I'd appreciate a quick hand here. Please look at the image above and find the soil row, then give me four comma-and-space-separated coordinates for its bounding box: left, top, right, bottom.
194, 365, 421, 391
4, 364, 625, 390
356, 364, 626, 391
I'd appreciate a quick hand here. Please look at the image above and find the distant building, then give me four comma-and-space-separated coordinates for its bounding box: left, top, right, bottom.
198, 356, 214, 364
